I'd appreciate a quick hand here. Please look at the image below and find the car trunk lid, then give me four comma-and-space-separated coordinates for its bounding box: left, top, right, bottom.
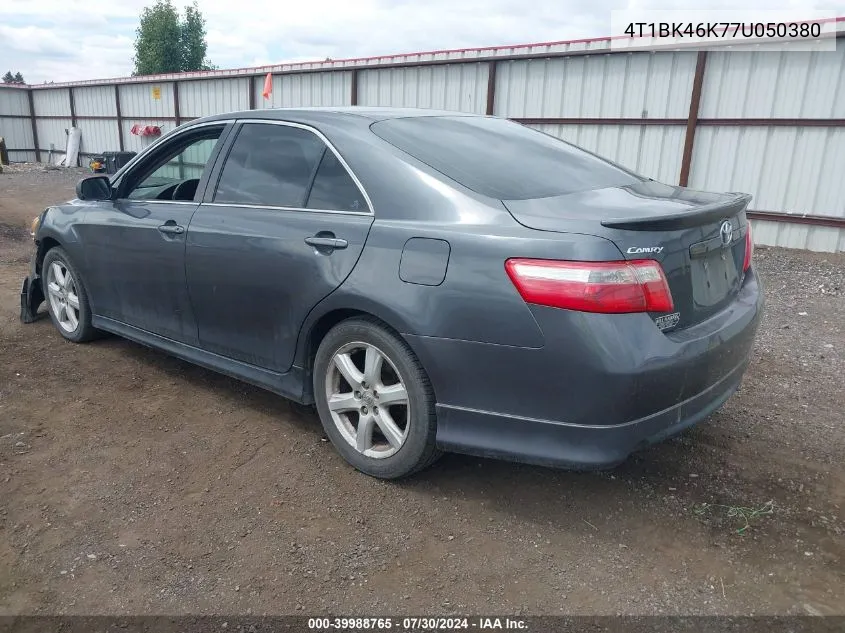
502, 181, 752, 330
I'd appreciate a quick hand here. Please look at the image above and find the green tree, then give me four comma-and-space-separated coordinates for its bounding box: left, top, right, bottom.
132, 1, 213, 76
2, 71, 25, 84
133, 0, 182, 75
180, 3, 214, 71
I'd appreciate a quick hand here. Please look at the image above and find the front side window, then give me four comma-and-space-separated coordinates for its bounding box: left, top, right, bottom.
214, 123, 325, 208
126, 132, 222, 201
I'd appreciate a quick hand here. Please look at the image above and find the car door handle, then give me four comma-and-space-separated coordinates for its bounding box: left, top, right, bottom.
158, 223, 185, 235
304, 236, 348, 250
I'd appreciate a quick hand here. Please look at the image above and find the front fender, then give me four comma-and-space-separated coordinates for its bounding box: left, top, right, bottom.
33, 204, 88, 272
38, 203, 86, 246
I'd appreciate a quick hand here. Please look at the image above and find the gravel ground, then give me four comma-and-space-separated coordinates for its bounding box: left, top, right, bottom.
0, 167, 843, 616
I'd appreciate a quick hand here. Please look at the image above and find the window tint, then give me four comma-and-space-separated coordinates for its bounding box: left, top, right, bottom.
215, 123, 325, 207
127, 133, 221, 201
306, 150, 367, 211
370, 116, 642, 200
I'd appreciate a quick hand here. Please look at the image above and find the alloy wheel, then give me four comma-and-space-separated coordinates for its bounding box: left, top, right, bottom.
325, 342, 410, 459
46, 260, 81, 334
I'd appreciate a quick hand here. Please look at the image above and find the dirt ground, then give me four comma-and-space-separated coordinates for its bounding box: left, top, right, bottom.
0, 165, 843, 616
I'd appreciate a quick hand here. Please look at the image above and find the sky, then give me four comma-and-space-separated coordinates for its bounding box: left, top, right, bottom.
0, 0, 842, 84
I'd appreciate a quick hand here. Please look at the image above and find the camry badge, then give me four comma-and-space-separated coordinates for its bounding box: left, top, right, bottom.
626, 246, 664, 254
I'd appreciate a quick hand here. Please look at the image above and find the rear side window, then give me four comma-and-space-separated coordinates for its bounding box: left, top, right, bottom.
306, 150, 367, 212
370, 116, 642, 200
214, 123, 324, 207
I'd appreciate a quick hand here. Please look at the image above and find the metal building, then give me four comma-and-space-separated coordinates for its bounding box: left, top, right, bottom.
1, 30, 843, 251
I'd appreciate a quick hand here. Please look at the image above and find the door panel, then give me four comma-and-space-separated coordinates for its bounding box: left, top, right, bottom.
186, 207, 372, 370
185, 120, 375, 372
79, 123, 231, 345
82, 200, 200, 343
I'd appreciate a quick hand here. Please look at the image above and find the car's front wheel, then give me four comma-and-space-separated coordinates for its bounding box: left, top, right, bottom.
313, 317, 440, 479
42, 247, 98, 343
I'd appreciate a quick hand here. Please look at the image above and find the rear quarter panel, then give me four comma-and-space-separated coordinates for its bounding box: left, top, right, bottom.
293, 140, 625, 365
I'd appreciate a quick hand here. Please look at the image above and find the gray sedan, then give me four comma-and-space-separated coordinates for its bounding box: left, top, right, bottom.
21, 107, 763, 478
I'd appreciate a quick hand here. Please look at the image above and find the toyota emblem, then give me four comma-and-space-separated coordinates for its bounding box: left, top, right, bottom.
719, 220, 733, 247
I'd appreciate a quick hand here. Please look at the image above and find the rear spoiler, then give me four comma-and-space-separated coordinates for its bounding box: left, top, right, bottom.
601, 193, 752, 231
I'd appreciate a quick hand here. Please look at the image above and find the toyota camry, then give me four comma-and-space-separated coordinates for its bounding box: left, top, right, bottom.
20, 107, 763, 479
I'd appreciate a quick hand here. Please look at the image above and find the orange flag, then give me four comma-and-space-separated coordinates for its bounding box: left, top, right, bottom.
262, 73, 273, 100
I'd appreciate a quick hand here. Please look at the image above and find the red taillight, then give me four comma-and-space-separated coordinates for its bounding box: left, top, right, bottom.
505, 258, 674, 314
743, 221, 753, 272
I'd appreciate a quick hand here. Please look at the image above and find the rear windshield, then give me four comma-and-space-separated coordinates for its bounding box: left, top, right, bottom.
370, 116, 642, 200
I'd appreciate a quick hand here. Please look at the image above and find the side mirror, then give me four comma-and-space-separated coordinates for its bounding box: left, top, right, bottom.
76, 175, 113, 201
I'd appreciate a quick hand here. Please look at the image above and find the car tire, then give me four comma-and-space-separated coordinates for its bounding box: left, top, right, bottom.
42, 247, 98, 343
313, 317, 440, 479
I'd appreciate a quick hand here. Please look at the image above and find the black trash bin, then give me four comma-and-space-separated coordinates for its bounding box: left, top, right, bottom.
103, 151, 137, 174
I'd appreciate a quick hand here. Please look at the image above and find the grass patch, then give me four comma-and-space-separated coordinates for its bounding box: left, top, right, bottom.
694, 499, 775, 534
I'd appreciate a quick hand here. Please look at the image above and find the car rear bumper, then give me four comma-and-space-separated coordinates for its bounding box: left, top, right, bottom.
406, 268, 762, 469
434, 357, 745, 469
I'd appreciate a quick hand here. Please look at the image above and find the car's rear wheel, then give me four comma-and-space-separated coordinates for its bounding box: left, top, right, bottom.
42, 247, 97, 343
313, 317, 440, 479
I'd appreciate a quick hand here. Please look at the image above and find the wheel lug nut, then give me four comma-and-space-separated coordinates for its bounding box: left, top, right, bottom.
361, 406, 368, 414
373, 406, 378, 414
354, 391, 361, 399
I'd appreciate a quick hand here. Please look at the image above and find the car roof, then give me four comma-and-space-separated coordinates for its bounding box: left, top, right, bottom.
196, 106, 485, 126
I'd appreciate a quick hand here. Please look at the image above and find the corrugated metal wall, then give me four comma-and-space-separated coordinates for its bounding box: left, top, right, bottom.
121, 120, 170, 152
258, 72, 352, 109
35, 118, 73, 157
690, 47, 845, 250
0, 87, 30, 116
529, 123, 687, 185
689, 126, 845, 217
495, 52, 696, 118
74, 85, 117, 117
0, 88, 34, 161
181, 78, 249, 118
32, 88, 70, 116
75, 84, 121, 159
358, 64, 489, 113
497, 51, 695, 188
78, 120, 121, 158
699, 48, 845, 119
753, 219, 845, 253
118, 83, 177, 152
118, 82, 175, 118
1, 37, 843, 251
0, 117, 35, 162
